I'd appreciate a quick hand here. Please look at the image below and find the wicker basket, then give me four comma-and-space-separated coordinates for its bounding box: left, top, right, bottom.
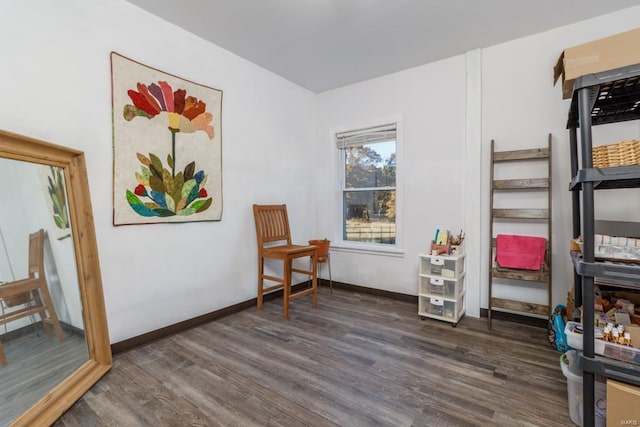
592, 139, 640, 168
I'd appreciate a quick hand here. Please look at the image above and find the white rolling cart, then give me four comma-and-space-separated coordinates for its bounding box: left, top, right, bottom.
418, 248, 466, 326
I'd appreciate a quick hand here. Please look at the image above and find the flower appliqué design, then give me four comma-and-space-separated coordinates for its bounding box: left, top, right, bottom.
123, 81, 214, 217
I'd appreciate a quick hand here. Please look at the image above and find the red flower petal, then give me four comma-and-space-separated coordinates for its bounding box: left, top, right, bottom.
134, 184, 147, 196
173, 89, 186, 114
127, 89, 159, 116
159, 81, 175, 112
139, 83, 162, 114
199, 188, 208, 198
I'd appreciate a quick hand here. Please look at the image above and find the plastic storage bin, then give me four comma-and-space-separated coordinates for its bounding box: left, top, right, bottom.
420, 254, 465, 278
419, 276, 465, 298
426, 297, 444, 317
565, 321, 640, 365
560, 350, 606, 426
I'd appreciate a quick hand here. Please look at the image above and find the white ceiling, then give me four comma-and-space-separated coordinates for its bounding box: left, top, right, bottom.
124, 0, 639, 93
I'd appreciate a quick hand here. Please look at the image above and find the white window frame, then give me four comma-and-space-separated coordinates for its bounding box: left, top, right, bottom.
331, 117, 403, 256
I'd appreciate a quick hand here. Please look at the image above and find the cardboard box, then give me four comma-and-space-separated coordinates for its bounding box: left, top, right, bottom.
627, 324, 640, 349
553, 28, 640, 99
607, 380, 640, 427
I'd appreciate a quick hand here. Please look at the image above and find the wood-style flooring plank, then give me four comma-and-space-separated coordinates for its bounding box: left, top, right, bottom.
53, 288, 571, 426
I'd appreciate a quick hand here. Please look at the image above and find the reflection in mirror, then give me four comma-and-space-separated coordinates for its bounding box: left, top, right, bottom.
0, 158, 89, 425
0, 129, 110, 426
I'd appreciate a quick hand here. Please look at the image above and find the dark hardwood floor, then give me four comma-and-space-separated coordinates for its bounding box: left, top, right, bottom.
54, 288, 570, 426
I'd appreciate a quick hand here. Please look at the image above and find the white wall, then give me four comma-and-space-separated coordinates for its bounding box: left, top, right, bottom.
2, 1, 640, 343
316, 7, 640, 319
0, 0, 317, 343
316, 56, 468, 296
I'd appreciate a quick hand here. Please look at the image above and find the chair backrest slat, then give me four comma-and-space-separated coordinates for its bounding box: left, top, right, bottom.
28, 229, 45, 279
253, 204, 292, 247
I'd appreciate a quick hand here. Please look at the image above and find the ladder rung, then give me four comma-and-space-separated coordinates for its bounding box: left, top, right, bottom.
494, 148, 549, 162
492, 209, 548, 219
493, 178, 549, 190
491, 297, 549, 317
491, 267, 550, 283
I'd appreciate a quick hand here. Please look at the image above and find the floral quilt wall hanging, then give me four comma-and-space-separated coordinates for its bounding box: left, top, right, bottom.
111, 52, 222, 225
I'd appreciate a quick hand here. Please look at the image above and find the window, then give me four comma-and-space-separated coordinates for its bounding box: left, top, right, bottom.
337, 123, 397, 245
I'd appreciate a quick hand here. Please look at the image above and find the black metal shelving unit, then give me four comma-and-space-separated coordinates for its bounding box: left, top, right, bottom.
568, 63, 640, 427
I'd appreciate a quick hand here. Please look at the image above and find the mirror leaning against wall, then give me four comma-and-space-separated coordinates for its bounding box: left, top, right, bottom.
0, 130, 111, 426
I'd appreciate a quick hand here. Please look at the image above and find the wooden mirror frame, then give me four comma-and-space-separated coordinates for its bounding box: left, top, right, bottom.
0, 129, 111, 426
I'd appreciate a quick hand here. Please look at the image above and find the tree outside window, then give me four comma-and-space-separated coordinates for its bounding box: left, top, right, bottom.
339, 128, 396, 244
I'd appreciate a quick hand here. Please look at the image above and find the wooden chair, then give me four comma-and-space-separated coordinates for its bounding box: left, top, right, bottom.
0, 229, 65, 366
253, 204, 318, 319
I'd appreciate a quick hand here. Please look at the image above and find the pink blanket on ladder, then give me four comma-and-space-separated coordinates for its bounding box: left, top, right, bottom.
496, 234, 546, 270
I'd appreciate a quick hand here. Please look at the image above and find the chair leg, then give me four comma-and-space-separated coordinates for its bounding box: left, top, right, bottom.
311, 253, 318, 308
327, 255, 333, 294
0, 341, 6, 366
31, 290, 53, 337
257, 257, 264, 311
283, 259, 291, 319
39, 286, 65, 342
309, 258, 323, 289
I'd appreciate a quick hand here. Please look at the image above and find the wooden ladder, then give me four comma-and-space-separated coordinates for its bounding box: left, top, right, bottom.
488, 134, 552, 328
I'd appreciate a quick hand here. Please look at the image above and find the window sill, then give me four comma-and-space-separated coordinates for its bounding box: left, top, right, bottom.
330, 242, 404, 258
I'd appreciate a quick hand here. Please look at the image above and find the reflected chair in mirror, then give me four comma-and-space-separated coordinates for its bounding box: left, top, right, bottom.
0, 229, 65, 366
253, 204, 318, 319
